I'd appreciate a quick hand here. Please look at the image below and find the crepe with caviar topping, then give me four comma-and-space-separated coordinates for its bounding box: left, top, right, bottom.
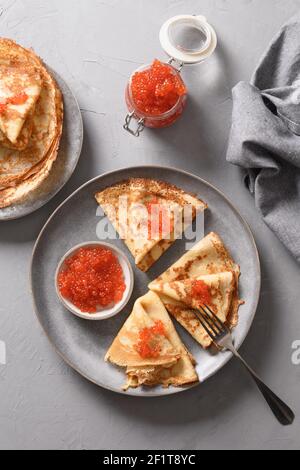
150, 272, 236, 349
0, 60, 42, 148
0, 38, 63, 208
95, 178, 207, 272
149, 232, 243, 348
105, 291, 199, 390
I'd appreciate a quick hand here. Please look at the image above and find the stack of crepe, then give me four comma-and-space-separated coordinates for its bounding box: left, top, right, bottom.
149, 232, 243, 349
105, 291, 199, 390
0, 39, 63, 208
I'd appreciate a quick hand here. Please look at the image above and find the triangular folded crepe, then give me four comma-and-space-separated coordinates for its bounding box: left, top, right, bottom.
95, 178, 207, 272
0, 61, 42, 147
105, 291, 199, 389
149, 232, 243, 348
150, 272, 235, 349
105, 294, 180, 369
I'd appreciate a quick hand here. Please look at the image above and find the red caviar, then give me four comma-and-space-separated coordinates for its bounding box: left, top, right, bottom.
191, 280, 212, 306
0, 93, 29, 114
131, 59, 187, 116
146, 198, 174, 240
58, 247, 126, 314
136, 320, 167, 359
8, 92, 29, 105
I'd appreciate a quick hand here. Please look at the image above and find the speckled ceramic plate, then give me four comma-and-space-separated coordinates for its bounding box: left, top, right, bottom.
31, 166, 261, 397
0, 69, 83, 221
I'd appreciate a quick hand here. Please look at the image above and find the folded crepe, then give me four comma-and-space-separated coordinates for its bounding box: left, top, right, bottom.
0, 59, 42, 149
95, 178, 207, 272
105, 291, 199, 390
149, 233, 243, 348
151, 272, 235, 349
0, 38, 63, 208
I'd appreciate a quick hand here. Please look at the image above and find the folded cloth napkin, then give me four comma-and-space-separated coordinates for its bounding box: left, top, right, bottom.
227, 12, 300, 263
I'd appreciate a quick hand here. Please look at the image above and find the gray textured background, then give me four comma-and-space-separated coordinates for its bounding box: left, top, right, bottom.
0, 0, 299, 451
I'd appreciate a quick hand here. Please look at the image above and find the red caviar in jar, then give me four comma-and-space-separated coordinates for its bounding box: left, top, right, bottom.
126, 59, 187, 129
58, 247, 126, 314
131, 59, 187, 116
136, 320, 167, 359
191, 280, 212, 306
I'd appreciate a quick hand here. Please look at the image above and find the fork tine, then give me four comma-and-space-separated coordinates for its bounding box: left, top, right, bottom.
193, 309, 217, 341
198, 305, 222, 336
203, 304, 227, 332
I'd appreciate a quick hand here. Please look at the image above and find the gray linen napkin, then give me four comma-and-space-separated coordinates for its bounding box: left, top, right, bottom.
227, 12, 300, 263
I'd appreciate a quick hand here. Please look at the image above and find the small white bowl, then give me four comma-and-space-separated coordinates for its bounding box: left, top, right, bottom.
55, 242, 134, 321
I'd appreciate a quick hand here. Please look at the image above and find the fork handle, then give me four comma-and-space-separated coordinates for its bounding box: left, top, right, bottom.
230, 348, 295, 426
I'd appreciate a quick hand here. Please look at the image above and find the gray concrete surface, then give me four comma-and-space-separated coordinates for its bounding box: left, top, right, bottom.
0, 0, 300, 450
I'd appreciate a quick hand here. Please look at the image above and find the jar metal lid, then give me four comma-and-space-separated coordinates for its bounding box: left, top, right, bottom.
159, 15, 217, 64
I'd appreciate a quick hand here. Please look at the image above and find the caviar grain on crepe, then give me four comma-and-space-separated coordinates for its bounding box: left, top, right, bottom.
149, 232, 243, 349
105, 291, 199, 390
0, 39, 63, 209
95, 178, 207, 272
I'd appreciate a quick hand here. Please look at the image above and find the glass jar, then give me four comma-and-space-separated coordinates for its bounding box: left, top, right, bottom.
124, 62, 187, 135
124, 15, 217, 137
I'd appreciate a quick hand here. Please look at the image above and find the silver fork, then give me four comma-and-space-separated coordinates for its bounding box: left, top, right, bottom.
194, 304, 295, 426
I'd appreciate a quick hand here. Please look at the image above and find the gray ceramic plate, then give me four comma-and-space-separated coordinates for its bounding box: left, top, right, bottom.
31, 166, 261, 397
0, 69, 83, 221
